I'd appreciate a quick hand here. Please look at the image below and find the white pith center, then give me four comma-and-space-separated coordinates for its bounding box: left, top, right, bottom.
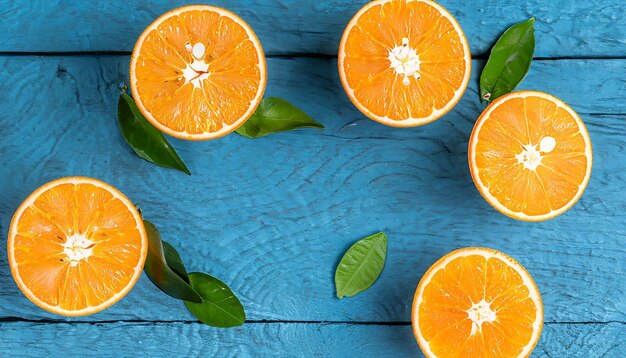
62, 234, 95, 267
515, 136, 557, 170
467, 299, 497, 336
182, 42, 210, 88
388, 38, 421, 86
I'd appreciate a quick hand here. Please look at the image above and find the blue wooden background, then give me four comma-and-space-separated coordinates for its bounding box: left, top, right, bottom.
0, 0, 625, 357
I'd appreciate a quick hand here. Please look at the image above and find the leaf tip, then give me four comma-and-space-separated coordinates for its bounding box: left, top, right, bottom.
373, 231, 388, 242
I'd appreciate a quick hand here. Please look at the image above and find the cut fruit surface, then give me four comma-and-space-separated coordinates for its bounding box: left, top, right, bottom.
469, 91, 592, 221
412, 247, 543, 358
338, 0, 471, 127
8, 177, 148, 316
130, 5, 267, 140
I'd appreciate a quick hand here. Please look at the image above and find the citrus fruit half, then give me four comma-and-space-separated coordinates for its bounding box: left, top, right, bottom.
8, 177, 148, 316
412, 247, 543, 358
338, 0, 471, 127
469, 91, 592, 221
130, 5, 267, 140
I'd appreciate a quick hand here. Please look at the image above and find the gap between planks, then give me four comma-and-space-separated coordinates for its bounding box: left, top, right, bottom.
0, 318, 624, 326
2, 51, 626, 61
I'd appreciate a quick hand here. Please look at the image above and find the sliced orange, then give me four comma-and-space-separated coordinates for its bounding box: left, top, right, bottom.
130, 5, 267, 140
8, 177, 148, 316
469, 91, 592, 221
338, 0, 471, 127
412, 247, 543, 358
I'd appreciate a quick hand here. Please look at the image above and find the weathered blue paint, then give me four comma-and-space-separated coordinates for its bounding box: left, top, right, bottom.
0, 0, 625, 356
0, 322, 624, 357
0, 55, 624, 355
0, 0, 625, 57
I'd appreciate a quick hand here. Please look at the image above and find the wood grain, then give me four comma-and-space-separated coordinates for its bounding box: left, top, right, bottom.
1, 0, 625, 355
0, 0, 624, 57
0, 56, 624, 324
0, 322, 624, 357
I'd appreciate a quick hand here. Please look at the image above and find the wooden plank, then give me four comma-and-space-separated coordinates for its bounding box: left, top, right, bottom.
0, 322, 623, 357
0, 1, 625, 57
0, 56, 624, 323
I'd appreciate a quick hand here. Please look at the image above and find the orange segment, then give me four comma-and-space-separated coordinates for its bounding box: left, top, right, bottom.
412, 247, 543, 358
8, 177, 148, 316
469, 91, 592, 221
338, 0, 471, 127
130, 5, 267, 140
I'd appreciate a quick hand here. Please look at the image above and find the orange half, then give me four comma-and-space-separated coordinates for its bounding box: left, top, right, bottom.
338, 0, 471, 127
469, 91, 592, 221
412, 247, 543, 358
8, 177, 148, 316
130, 5, 267, 140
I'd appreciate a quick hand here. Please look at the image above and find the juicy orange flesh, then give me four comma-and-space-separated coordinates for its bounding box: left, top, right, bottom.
134, 9, 262, 134
474, 96, 589, 216
12, 183, 143, 311
342, 1, 467, 120
419, 255, 537, 357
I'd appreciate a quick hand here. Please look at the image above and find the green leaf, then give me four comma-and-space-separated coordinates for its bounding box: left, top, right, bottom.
184, 272, 246, 328
117, 92, 191, 175
143, 220, 202, 303
335, 232, 387, 299
162, 241, 190, 283
480, 18, 536, 102
235, 97, 324, 138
